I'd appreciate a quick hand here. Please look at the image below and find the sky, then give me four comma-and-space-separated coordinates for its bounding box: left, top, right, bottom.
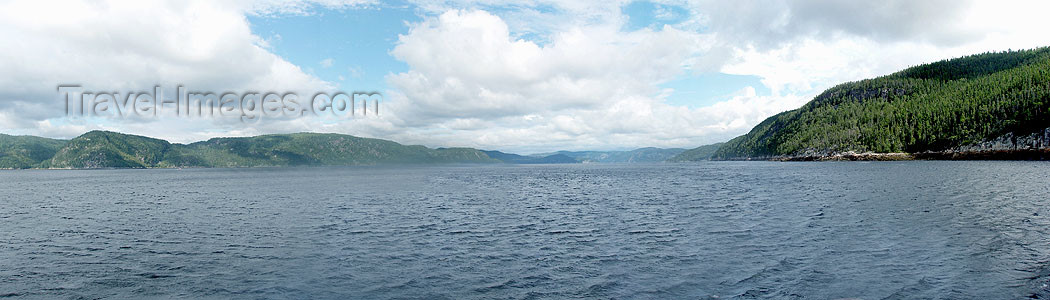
2, 0, 1050, 153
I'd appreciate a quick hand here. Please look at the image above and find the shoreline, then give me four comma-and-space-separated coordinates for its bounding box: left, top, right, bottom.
740, 149, 1050, 161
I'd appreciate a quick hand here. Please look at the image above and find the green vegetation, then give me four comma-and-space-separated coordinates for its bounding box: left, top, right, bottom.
713, 47, 1050, 160
0, 134, 67, 169
533, 147, 686, 163
25, 130, 498, 169
667, 143, 724, 162
481, 150, 579, 164
173, 133, 498, 167
0, 131, 690, 168
44, 131, 170, 168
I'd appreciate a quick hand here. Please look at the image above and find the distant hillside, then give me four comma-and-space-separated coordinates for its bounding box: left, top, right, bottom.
667, 143, 724, 162
0, 134, 67, 169
534, 147, 686, 163
481, 150, 578, 164
713, 47, 1050, 160
44, 131, 170, 168
2, 130, 701, 169
3, 131, 696, 168
24, 131, 499, 169
177, 133, 497, 167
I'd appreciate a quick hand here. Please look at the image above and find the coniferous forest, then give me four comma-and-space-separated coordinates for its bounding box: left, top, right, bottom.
710, 47, 1050, 160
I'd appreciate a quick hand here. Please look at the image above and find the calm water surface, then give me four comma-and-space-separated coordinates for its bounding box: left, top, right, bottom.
2, 162, 1050, 299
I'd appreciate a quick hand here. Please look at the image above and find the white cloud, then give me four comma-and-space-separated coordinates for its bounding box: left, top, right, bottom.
711, 0, 1050, 99
378, 10, 791, 152
0, 0, 349, 141
388, 10, 700, 121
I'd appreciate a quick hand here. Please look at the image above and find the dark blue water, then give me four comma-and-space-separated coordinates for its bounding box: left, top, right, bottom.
2, 162, 1050, 299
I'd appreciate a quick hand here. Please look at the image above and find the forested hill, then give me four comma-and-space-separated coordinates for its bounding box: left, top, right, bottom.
0, 131, 682, 168
667, 143, 724, 162
712, 47, 1050, 160
532, 147, 687, 163
0, 134, 66, 169
2, 131, 500, 169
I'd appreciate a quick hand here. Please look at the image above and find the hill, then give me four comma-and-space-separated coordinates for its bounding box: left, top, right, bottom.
667, 143, 725, 162
480, 150, 579, 164
7, 130, 694, 168
712, 47, 1050, 160
0, 134, 68, 169
533, 147, 686, 163
31, 131, 499, 169
44, 131, 170, 168
177, 133, 497, 167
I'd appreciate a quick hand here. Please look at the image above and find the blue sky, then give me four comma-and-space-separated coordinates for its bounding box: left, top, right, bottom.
248, 1, 769, 109
248, 3, 419, 94
621, 0, 690, 31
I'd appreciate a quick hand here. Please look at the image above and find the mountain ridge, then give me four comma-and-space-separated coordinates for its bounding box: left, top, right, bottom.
1, 130, 504, 169
480, 150, 579, 164
530, 147, 686, 163
0, 131, 689, 169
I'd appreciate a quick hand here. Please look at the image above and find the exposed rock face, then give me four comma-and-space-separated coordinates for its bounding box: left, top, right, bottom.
953, 128, 1050, 152
908, 128, 1050, 160
813, 87, 909, 104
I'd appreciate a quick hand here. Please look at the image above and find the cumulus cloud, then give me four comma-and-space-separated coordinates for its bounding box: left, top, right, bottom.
711, 0, 1050, 98
696, 0, 976, 50
388, 10, 700, 121
378, 10, 793, 152
0, 0, 343, 140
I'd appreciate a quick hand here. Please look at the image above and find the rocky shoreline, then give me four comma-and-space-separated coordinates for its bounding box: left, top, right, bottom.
773, 152, 913, 161
767, 149, 1050, 161
912, 149, 1050, 160
723, 128, 1050, 161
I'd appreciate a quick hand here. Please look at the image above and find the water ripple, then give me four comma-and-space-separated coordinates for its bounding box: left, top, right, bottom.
1, 162, 1049, 299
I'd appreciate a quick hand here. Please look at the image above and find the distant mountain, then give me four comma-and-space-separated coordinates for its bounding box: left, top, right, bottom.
667, 143, 725, 162
176, 133, 497, 167
3, 130, 697, 169
0, 134, 67, 169
710, 47, 1050, 160
481, 150, 579, 164
27, 130, 498, 169
533, 147, 686, 163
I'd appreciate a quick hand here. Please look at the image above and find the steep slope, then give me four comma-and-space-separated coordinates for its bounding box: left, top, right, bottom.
0, 134, 68, 169
714, 47, 1050, 160
667, 143, 725, 162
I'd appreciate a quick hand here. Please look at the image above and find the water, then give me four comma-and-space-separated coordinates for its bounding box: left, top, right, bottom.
2, 162, 1050, 299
